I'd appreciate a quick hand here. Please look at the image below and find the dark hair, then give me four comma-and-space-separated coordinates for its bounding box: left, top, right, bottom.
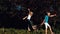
46, 11, 50, 13
45, 11, 50, 15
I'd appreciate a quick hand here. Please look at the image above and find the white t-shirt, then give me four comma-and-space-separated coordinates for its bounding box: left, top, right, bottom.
27, 15, 31, 20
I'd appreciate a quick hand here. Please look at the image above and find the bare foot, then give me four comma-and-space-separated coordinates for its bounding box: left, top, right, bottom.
51, 32, 55, 34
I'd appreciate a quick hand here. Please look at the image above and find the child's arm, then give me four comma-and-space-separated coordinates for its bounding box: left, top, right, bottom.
50, 14, 56, 17
28, 8, 31, 13
41, 20, 45, 26
23, 16, 27, 20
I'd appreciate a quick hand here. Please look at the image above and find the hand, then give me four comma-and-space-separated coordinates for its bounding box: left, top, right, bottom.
54, 14, 56, 16
23, 18, 25, 20
28, 8, 30, 11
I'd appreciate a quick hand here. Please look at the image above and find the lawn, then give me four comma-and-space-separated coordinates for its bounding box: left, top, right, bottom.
0, 28, 60, 34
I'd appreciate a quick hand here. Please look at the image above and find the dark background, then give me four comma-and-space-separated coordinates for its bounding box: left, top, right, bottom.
0, 0, 60, 29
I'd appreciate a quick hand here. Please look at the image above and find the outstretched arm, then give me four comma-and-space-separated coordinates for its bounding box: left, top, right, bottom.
23, 16, 27, 20
50, 14, 56, 17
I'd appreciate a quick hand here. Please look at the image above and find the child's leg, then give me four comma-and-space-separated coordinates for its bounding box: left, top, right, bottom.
28, 26, 31, 31
48, 24, 54, 34
49, 26, 52, 32
32, 25, 38, 32
27, 20, 33, 31
45, 23, 48, 34
45, 28, 47, 34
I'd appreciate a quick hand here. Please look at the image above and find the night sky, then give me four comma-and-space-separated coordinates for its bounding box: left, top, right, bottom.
0, 0, 60, 29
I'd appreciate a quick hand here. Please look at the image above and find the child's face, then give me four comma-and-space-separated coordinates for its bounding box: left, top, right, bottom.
30, 12, 33, 15
47, 12, 50, 16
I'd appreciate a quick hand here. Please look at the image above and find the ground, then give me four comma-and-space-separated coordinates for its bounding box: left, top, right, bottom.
0, 28, 60, 34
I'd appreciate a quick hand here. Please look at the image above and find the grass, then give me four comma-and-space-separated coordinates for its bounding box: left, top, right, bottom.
0, 28, 60, 34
